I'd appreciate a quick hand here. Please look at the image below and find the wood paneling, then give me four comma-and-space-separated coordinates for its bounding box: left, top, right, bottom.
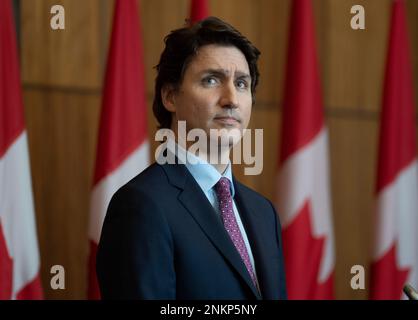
211, 0, 260, 45
324, 0, 391, 112
257, 0, 290, 107
19, 0, 418, 299
21, 0, 103, 88
328, 116, 378, 300
140, 0, 190, 93
24, 89, 100, 299
406, 0, 418, 111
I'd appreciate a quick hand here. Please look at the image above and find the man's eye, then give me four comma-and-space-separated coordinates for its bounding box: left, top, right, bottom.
236, 79, 249, 90
202, 77, 218, 86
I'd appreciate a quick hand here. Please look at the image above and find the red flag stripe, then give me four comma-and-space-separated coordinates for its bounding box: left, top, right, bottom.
277, 0, 335, 299
92, 0, 148, 186
0, 0, 25, 157
190, 0, 209, 24
88, 0, 150, 299
375, 0, 417, 193
279, 0, 323, 164
0, 221, 13, 299
370, 0, 418, 300
1, 0, 43, 299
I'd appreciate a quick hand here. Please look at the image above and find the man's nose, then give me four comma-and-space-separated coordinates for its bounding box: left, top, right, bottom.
219, 81, 238, 108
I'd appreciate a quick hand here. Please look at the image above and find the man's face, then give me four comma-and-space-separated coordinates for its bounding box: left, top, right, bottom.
164, 44, 253, 150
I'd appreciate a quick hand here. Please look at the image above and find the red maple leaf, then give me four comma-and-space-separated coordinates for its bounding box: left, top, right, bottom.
282, 200, 334, 299
0, 221, 13, 299
370, 244, 410, 299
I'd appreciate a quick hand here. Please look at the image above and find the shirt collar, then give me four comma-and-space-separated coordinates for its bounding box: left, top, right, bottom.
165, 138, 235, 197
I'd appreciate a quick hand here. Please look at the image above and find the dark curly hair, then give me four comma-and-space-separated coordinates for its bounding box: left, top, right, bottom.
153, 16, 261, 129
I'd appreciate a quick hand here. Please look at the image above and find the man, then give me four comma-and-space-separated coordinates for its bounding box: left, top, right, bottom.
96, 16, 287, 300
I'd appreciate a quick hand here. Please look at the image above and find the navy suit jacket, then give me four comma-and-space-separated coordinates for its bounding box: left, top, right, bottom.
96, 162, 287, 299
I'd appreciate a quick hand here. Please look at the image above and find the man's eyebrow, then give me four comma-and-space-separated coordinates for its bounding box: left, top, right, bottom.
200, 68, 251, 79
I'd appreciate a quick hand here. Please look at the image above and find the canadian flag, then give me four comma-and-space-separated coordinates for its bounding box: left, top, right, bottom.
87, 0, 149, 299
0, 0, 43, 299
370, 0, 418, 300
189, 0, 209, 24
276, 0, 335, 299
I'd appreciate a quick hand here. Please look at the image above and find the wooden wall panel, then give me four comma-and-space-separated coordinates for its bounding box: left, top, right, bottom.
24, 90, 100, 299
406, 0, 418, 111
19, 0, 418, 299
140, 0, 190, 93
21, 0, 103, 88
324, 0, 390, 112
211, 0, 259, 45
257, 0, 290, 107
328, 116, 378, 299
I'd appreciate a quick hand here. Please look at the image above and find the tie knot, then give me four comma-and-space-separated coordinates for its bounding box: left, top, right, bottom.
215, 177, 231, 197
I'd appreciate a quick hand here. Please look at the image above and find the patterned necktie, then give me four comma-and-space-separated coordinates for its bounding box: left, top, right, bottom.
215, 177, 258, 290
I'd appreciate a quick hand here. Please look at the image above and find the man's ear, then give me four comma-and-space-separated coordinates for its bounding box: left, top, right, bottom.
161, 85, 177, 112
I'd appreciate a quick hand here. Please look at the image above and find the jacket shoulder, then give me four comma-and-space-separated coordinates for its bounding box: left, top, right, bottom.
119, 162, 169, 193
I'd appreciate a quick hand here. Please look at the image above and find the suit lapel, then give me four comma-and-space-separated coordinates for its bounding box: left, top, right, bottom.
233, 180, 279, 299
161, 163, 261, 299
